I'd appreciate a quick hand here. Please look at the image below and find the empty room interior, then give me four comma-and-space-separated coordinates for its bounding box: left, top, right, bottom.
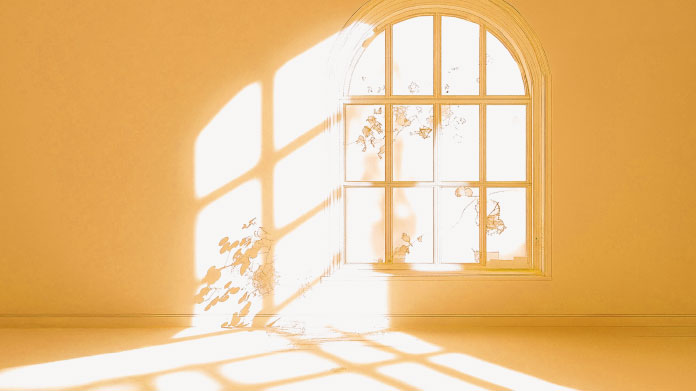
1, 0, 695, 390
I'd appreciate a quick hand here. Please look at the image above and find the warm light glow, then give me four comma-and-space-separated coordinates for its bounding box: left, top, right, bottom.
486, 31, 525, 95
319, 340, 395, 364
171, 327, 228, 339
274, 34, 338, 150
273, 134, 330, 229
365, 331, 441, 354
266, 373, 400, 391
379, 362, 488, 391
0, 331, 292, 390
429, 352, 576, 390
0, 6, 552, 391
192, 28, 342, 329
194, 83, 262, 198
273, 277, 391, 334
392, 16, 434, 95
441, 16, 479, 95
194, 180, 265, 326
195, 180, 262, 279
85, 382, 141, 391
218, 351, 339, 384
349, 30, 385, 95
153, 370, 221, 391
273, 212, 329, 305
0, 328, 578, 391
486, 105, 526, 181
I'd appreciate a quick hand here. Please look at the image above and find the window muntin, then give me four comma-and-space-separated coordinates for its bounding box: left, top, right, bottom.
342, 13, 532, 268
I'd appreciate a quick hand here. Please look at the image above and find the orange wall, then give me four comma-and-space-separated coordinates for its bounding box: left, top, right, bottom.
1, 0, 695, 318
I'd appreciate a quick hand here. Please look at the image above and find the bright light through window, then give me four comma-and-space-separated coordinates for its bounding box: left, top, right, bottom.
342, 13, 535, 270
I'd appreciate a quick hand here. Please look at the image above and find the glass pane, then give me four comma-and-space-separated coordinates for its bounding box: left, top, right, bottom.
393, 187, 433, 263
345, 105, 385, 181
486, 105, 526, 181
486, 31, 525, 95
349, 31, 385, 95
393, 16, 433, 95
439, 186, 479, 263
486, 188, 526, 261
441, 16, 479, 95
346, 187, 385, 263
440, 105, 478, 181
393, 105, 434, 181
345, 105, 386, 181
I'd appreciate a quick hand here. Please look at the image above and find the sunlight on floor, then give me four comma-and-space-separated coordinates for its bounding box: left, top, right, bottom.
0, 330, 292, 390
0, 328, 579, 391
429, 352, 575, 391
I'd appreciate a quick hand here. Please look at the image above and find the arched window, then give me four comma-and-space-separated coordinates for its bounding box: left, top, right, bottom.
329, 0, 550, 275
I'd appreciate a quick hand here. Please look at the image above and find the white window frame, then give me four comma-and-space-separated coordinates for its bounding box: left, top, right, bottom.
327, 0, 550, 278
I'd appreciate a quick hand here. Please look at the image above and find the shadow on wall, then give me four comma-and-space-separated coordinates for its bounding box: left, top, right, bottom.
193, 34, 347, 327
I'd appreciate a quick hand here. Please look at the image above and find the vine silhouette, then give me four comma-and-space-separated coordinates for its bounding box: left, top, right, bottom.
195, 218, 274, 327
452, 186, 507, 235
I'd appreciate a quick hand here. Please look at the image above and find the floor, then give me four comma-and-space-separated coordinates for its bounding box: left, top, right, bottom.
0, 326, 694, 390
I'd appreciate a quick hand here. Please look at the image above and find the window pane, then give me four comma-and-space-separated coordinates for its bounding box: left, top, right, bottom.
486, 105, 526, 181
440, 105, 478, 181
393, 16, 433, 95
345, 105, 386, 181
439, 186, 479, 263
393, 105, 434, 181
393, 187, 433, 263
349, 31, 385, 95
486, 31, 525, 95
346, 187, 385, 263
441, 16, 479, 95
486, 188, 526, 261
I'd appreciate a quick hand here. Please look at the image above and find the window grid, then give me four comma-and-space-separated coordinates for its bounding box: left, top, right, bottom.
342, 13, 531, 267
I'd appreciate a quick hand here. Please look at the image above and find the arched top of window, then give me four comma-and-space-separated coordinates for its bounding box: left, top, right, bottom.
331, 0, 550, 100
348, 15, 526, 96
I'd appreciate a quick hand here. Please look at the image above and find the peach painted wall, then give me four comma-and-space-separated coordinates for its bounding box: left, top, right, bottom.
1, 0, 695, 319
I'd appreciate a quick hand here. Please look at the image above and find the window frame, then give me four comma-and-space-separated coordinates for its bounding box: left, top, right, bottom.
328, 0, 551, 278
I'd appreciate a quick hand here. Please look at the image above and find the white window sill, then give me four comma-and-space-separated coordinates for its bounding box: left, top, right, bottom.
324, 263, 550, 281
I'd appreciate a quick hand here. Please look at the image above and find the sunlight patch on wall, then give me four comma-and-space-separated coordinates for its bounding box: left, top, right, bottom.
194, 180, 263, 326
273, 133, 330, 228
274, 34, 337, 150
273, 211, 329, 305
195, 180, 261, 279
282, 280, 390, 333
194, 83, 262, 198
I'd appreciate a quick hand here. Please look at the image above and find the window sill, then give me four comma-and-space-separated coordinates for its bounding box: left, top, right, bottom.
324, 263, 550, 281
